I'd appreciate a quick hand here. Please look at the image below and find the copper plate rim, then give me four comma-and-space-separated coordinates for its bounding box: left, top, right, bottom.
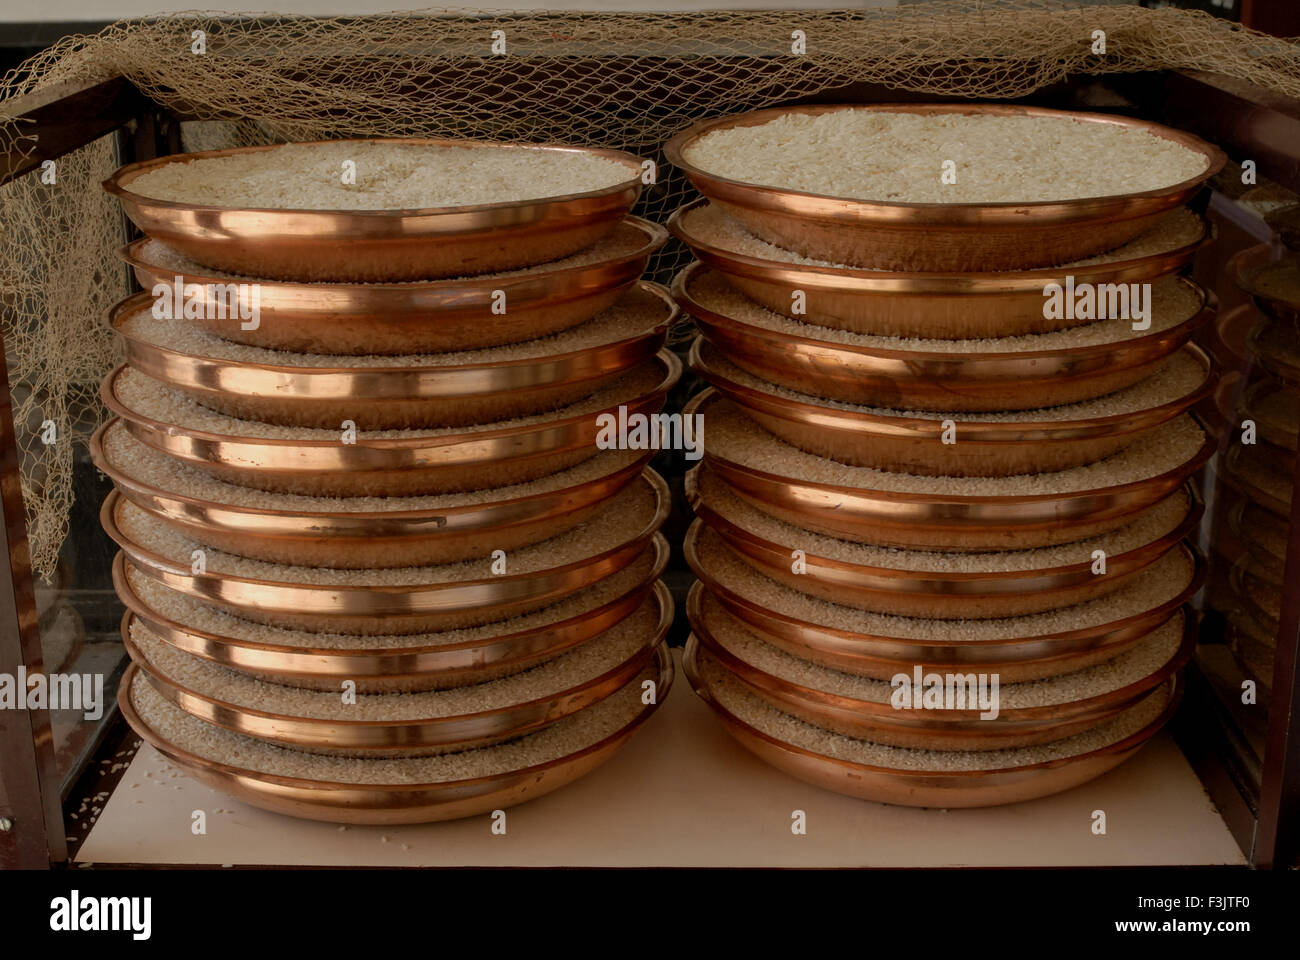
117, 215, 669, 292
91, 418, 650, 526
686, 477, 1202, 588
690, 337, 1216, 443
111, 541, 670, 671
1241, 379, 1299, 451
687, 583, 1195, 726
667, 197, 1217, 292
104, 137, 644, 221
102, 470, 670, 599
1228, 241, 1300, 319
116, 642, 674, 797
684, 389, 1216, 509
1227, 500, 1286, 568
1218, 446, 1292, 519
664, 103, 1225, 224
101, 349, 682, 454
106, 279, 677, 388
121, 581, 671, 739
684, 638, 1182, 783
1246, 317, 1300, 385
683, 522, 1205, 654
673, 261, 1213, 367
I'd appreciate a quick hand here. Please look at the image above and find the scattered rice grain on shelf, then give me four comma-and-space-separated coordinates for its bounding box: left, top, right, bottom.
127, 141, 633, 210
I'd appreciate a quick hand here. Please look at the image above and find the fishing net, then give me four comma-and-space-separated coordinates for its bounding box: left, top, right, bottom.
1, 0, 1298, 578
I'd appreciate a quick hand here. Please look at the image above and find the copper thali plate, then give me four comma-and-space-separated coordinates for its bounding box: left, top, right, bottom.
118, 643, 673, 824
93, 419, 650, 568
677, 263, 1212, 413
685, 522, 1204, 683
1215, 443, 1293, 519
108, 281, 675, 428
103, 472, 669, 634
665, 104, 1223, 273
687, 606, 1191, 751
113, 540, 669, 692
686, 639, 1180, 809
686, 473, 1200, 619
687, 391, 1214, 550
1241, 380, 1298, 453
1248, 315, 1300, 388
124, 579, 671, 756
102, 351, 680, 496
105, 138, 644, 282
118, 217, 668, 355
691, 337, 1214, 477
668, 197, 1214, 339
1231, 241, 1300, 329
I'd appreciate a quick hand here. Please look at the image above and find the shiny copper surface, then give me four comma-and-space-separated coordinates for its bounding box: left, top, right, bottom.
113, 541, 669, 693
102, 351, 680, 496
686, 474, 1200, 620
688, 605, 1191, 751
118, 217, 668, 355
668, 197, 1214, 339
103, 472, 669, 635
124, 580, 671, 756
664, 103, 1223, 273
686, 521, 1204, 683
687, 391, 1214, 551
686, 638, 1180, 808
105, 139, 644, 282
93, 420, 650, 568
108, 282, 675, 428
117, 643, 673, 824
676, 262, 1212, 412
691, 337, 1214, 477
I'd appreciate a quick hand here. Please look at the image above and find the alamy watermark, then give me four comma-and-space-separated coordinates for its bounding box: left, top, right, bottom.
152, 276, 261, 330
890, 666, 1000, 720
595, 406, 703, 460
0, 667, 103, 720
1043, 277, 1151, 331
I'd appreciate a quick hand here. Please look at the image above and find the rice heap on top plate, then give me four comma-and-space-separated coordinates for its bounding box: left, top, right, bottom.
126, 140, 635, 210
670, 103, 1214, 807
102, 136, 676, 823
680, 111, 1209, 204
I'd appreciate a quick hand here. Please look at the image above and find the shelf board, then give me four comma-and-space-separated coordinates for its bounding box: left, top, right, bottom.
76, 650, 1245, 868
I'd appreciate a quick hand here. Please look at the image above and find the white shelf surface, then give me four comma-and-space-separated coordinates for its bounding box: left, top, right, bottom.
77, 651, 1245, 868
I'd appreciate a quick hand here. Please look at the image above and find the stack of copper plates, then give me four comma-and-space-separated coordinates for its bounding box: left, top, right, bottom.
667, 104, 1222, 807
97, 139, 678, 824
1207, 240, 1300, 704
